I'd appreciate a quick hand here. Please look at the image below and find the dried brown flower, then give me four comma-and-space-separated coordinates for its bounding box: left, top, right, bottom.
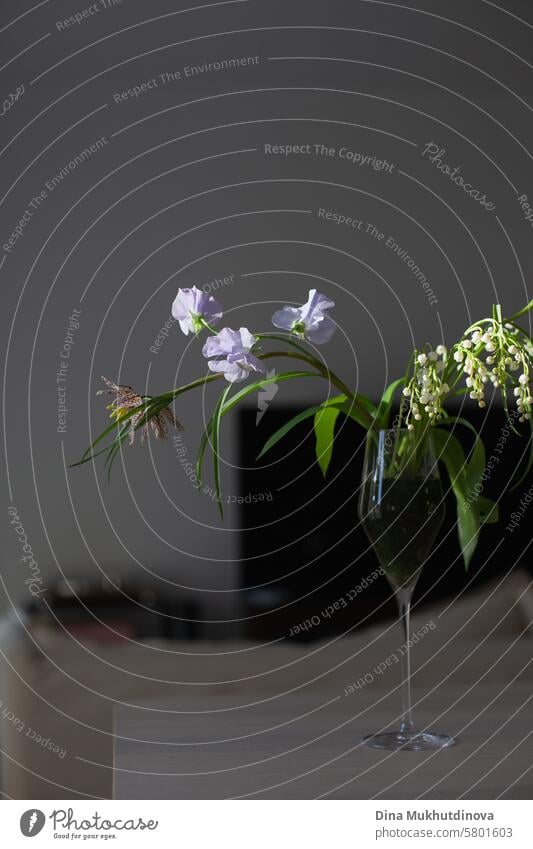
98, 377, 184, 444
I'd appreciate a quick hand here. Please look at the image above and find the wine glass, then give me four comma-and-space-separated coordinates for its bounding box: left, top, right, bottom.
358, 427, 454, 750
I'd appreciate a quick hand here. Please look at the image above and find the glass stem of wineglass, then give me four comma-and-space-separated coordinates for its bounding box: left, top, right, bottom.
396, 585, 415, 733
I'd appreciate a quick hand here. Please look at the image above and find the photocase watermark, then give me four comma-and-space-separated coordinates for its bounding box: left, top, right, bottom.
3, 193, 47, 254
289, 567, 385, 637
20, 810, 46, 837
45, 137, 108, 193
149, 315, 177, 355
1, 83, 24, 118
373, 225, 438, 307
342, 620, 436, 695
517, 193, 533, 231
3, 138, 108, 254
113, 58, 261, 103
506, 482, 533, 533
57, 308, 82, 433
183, 55, 260, 78
8, 506, 46, 597
0, 699, 67, 759
19, 807, 159, 836
56, 0, 124, 31
173, 435, 273, 504
227, 491, 273, 505
200, 271, 235, 295
264, 142, 395, 173
256, 368, 278, 425
421, 142, 496, 212
50, 807, 158, 834
463, 409, 520, 510
317, 207, 438, 306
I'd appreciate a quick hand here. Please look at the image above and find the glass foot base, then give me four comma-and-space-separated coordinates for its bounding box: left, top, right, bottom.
363, 731, 455, 751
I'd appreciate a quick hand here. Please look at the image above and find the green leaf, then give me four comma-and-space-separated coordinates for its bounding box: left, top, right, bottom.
432, 428, 480, 569
342, 394, 378, 430
477, 495, 499, 524
257, 395, 346, 460
104, 424, 131, 481
376, 378, 404, 429
211, 386, 231, 519
76, 402, 149, 464
433, 431, 469, 498
314, 405, 342, 477
69, 440, 121, 468
439, 417, 502, 525
435, 421, 499, 531
195, 425, 212, 488
77, 419, 121, 464
221, 371, 316, 415
256, 391, 376, 466
441, 416, 486, 495
195, 371, 316, 504
456, 498, 480, 571
257, 406, 319, 460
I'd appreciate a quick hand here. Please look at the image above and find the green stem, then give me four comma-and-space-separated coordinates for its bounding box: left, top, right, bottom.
150, 349, 354, 408
506, 299, 533, 323
157, 373, 223, 402
199, 318, 218, 334
258, 349, 355, 400
256, 332, 313, 357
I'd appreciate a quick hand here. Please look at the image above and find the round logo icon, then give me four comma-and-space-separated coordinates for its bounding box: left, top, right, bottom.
20, 810, 46, 837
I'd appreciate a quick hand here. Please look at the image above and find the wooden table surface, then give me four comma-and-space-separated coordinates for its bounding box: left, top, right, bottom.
114, 682, 533, 799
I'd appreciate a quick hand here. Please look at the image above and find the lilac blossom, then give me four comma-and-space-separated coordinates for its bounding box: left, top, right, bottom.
271, 288, 336, 343
202, 327, 265, 383
171, 286, 223, 335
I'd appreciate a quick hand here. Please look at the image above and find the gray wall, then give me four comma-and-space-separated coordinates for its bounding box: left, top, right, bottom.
1, 0, 532, 630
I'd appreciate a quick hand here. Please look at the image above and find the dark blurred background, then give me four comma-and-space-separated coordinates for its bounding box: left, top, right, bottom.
239, 402, 532, 641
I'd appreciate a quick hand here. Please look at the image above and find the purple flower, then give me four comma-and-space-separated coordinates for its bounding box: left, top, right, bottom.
202, 327, 265, 383
271, 288, 336, 344
171, 286, 223, 335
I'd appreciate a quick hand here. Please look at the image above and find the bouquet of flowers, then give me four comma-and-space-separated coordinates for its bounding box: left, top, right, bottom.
74, 287, 533, 568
